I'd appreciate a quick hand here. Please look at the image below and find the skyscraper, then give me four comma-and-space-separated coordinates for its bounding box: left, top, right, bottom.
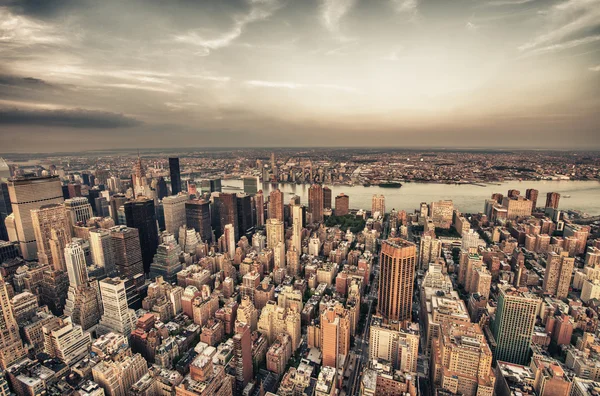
212, 193, 238, 241
89, 228, 116, 276
233, 321, 253, 391
243, 176, 259, 195
268, 189, 284, 221
546, 192, 560, 209
125, 198, 159, 273
110, 226, 144, 278
542, 252, 575, 299
0, 273, 27, 369
378, 238, 417, 323
131, 154, 148, 197
0, 183, 11, 241
254, 190, 265, 227
97, 277, 137, 336
371, 194, 385, 217
109, 194, 128, 224
308, 184, 323, 223
266, 218, 284, 250
322, 186, 332, 210
492, 287, 539, 365
184, 199, 211, 243
168, 157, 182, 195
64, 197, 94, 227
334, 193, 349, 216
236, 193, 254, 237
291, 204, 303, 253
31, 203, 71, 271
525, 188, 539, 208
162, 194, 188, 239
7, 175, 64, 260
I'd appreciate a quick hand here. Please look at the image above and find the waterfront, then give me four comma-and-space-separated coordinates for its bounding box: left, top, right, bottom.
221, 179, 600, 215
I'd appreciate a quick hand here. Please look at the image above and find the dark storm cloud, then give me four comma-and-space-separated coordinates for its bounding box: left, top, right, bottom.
0, 107, 142, 128
0, 74, 52, 88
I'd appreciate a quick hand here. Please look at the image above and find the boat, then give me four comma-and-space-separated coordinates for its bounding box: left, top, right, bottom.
363, 183, 371, 187
563, 195, 571, 198
378, 182, 402, 188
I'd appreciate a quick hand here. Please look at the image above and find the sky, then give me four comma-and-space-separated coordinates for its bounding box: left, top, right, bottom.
0, 0, 599, 152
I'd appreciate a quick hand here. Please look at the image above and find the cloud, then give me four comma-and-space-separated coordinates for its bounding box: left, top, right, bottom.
518, 0, 600, 54
0, 74, 53, 88
466, 21, 480, 32
522, 35, 600, 56
391, 0, 419, 16
320, 0, 357, 40
487, 0, 534, 6
0, 107, 142, 128
245, 80, 356, 92
589, 65, 600, 71
0, 7, 67, 47
173, 0, 282, 52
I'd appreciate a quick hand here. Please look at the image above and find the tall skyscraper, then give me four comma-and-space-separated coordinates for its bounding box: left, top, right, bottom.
525, 188, 539, 208
125, 198, 159, 273
89, 228, 116, 276
109, 194, 128, 224
243, 176, 259, 195
7, 175, 64, 260
185, 199, 212, 243
110, 226, 144, 278
0, 183, 11, 241
322, 186, 332, 210
320, 305, 351, 370
418, 234, 441, 270
546, 192, 560, 209
266, 218, 284, 250
212, 193, 238, 241
371, 194, 385, 217
291, 204, 303, 253
334, 193, 349, 216
131, 154, 148, 197
162, 194, 188, 239
378, 238, 417, 323
168, 157, 182, 195
254, 190, 265, 227
31, 203, 72, 271
268, 189, 284, 221
233, 321, 253, 390
63, 242, 101, 331
492, 287, 539, 365
308, 184, 323, 223
542, 252, 575, 299
0, 273, 27, 369
236, 193, 254, 237
97, 277, 137, 336
64, 197, 93, 227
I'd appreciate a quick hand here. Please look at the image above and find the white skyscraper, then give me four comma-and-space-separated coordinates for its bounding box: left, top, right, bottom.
225, 224, 236, 260
64, 197, 94, 227
64, 242, 88, 288
162, 194, 188, 239
97, 278, 137, 336
89, 228, 116, 276
292, 205, 303, 254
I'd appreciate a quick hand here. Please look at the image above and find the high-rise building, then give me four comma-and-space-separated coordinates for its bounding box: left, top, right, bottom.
291, 204, 303, 253
320, 305, 351, 370
125, 198, 159, 273
63, 242, 101, 331
236, 193, 254, 237
525, 189, 539, 208
371, 194, 385, 217
0, 273, 27, 369
492, 287, 539, 365
109, 194, 128, 225
7, 175, 64, 260
545, 192, 560, 209
308, 184, 323, 223
89, 228, 116, 276
212, 193, 238, 241
110, 226, 144, 278
97, 277, 137, 336
542, 252, 575, 299
268, 189, 284, 221
163, 194, 188, 239
369, 316, 419, 372
131, 154, 148, 197
322, 186, 332, 210
43, 316, 92, 364
243, 176, 259, 195
149, 240, 183, 284
0, 182, 12, 241
31, 203, 71, 271
64, 197, 93, 227
254, 190, 265, 227
233, 321, 253, 390
430, 200, 454, 228
502, 196, 533, 220
156, 176, 169, 200
266, 218, 284, 251
168, 157, 182, 195
185, 199, 212, 243
418, 234, 441, 270
334, 193, 349, 216
378, 238, 416, 323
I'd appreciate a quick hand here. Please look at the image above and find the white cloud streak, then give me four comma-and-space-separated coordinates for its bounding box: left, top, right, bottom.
246, 80, 356, 92
320, 0, 357, 40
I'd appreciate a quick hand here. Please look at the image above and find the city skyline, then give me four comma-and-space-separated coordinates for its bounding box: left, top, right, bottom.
1, 0, 599, 152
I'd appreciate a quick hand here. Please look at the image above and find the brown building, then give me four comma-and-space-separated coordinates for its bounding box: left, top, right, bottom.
322, 187, 332, 210
335, 193, 349, 216
268, 189, 284, 222
526, 189, 539, 209
377, 238, 417, 323
233, 321, 253, 391
308, 184, 323, 223
546, 192, 560, 209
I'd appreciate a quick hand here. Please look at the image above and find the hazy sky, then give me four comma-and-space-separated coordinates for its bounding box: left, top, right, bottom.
0, 0, 599, 152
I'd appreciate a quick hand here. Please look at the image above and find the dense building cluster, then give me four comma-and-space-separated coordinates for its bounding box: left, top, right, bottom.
0, 153, 599, 396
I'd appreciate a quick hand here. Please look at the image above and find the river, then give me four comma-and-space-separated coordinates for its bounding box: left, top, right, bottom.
219, 179, 600, 216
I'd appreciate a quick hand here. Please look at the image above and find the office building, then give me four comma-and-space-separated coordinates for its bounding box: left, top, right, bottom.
109, 194, 128, 224
233, 321, 253, 390
236, 193, 254, 236
31, 203, 71, 271
322, 186, 332, 210
418, 234, 441, 270
334, 193, 349, 216
308, 184, 323, 223
64, 197, 94, 226
254, 190, 265, 227
43, 316, 92, 364
243, 176, 259, 195
185, 199, 212, 242
97, 277, 137, 336
125, 198, 159, 273
163, 194, 188, 239
369, 316, 419, 373
212, 193, 238, 241
546, 192, 560, 209
320, 305, 351, 370
0, 274, 27, 369
266, 218, 284, 251
371, 194, 385, 217
110, 226, 144, 278
149, 240, 183, 284
526, 189, 539, 208
543, 252, 575, 299
7, 175, 64, 260
0, 182, 11, 241
268, 189, 284, 221
291, 204, 303, 253
378, 238, 417, 323
89, 228, 116, 276
169, 157, 182, 195
492, 287, 539, 365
